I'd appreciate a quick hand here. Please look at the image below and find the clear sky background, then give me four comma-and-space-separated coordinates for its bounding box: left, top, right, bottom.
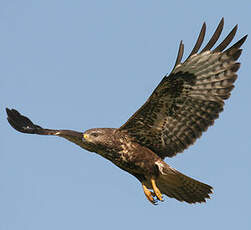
1, 1, 250, 230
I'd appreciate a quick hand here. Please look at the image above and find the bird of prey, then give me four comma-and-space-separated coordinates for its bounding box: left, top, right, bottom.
6, 18, 247, 205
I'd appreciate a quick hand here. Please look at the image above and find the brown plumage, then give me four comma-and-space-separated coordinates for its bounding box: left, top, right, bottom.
6, 18, 247, 205
120, 18, 246, 158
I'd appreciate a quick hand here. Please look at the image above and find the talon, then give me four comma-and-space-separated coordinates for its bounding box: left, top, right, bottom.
151, 178, 163, 201
142, 183, 157, 205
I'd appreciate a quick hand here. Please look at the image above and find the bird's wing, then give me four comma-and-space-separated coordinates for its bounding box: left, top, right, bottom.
6, 108, 49, 135
6, 108, 57, 135
119, 18, 247, 159
6, 108, 83, 145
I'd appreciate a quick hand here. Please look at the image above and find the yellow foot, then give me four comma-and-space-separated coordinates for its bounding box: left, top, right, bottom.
151, 178, 163, 201
142, 183, 157, 205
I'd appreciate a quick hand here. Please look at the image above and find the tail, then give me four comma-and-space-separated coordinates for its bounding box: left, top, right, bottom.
156, 161, 213, 204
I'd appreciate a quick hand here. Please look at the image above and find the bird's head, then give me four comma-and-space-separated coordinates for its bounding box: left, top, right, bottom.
82, 128, 118, 154
83, 128, 107, 145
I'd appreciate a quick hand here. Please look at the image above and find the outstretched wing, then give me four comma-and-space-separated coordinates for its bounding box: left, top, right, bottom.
119, 18, 247, 159
6, 108, 83, 145
6, 108, 56, 135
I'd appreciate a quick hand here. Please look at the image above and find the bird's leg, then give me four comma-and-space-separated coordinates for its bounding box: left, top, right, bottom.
142, 183, 156, 205
151, 178, 163, 201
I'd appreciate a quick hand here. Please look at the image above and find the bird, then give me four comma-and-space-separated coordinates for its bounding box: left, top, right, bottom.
6, 18, 247, 205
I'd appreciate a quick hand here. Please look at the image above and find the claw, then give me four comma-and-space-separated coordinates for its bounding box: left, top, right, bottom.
142, 183, 157, 205
151, 178, 163, 201
142, 179, 164, 204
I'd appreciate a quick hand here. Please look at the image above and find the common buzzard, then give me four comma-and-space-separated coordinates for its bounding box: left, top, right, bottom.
6, 18, 247, 204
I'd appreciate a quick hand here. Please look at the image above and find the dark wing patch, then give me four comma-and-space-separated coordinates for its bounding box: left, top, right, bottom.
6, 108, 85, 148
119, 19, 247, 158
6, 108, 44, 134
6, 108, 57, 135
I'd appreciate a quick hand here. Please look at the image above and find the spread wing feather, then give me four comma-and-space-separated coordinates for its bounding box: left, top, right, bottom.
119, 18, 247, 158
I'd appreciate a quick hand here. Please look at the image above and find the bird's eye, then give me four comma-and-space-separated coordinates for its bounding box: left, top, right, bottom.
90, 132, 99, 138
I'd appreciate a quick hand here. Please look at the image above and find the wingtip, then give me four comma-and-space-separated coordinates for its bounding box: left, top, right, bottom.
218, 17, 224, 30
6, 107, 12, 118
234, 24, 238, 31
230, 24, 238, 37
201, 22, 206, 34
6, 108, 20, 118
242, 34, 248, 41
220, 17, 224, 25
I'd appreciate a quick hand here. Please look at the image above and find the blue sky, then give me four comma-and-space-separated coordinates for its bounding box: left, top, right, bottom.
1, 1, 250, 230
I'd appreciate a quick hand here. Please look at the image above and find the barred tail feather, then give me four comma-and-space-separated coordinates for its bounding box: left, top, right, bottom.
156, 161, 213, 203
